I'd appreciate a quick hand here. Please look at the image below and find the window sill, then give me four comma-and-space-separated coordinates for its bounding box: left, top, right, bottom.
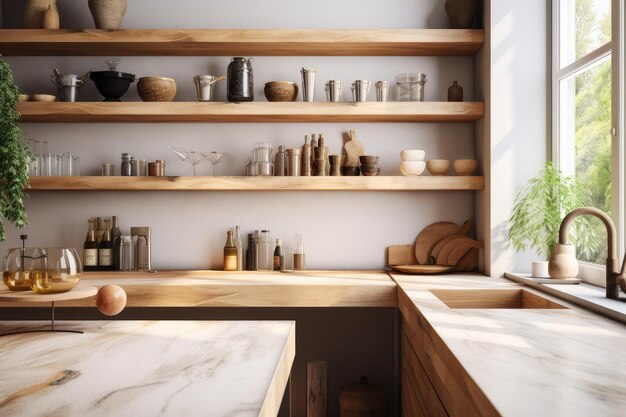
578, 261, 607, 288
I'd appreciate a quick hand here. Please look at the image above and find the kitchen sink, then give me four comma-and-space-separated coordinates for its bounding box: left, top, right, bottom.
430, 289, 568, 309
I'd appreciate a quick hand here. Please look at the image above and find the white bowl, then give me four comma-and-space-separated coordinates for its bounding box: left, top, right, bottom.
400, 161, 426, 176
400, 149, 425, 161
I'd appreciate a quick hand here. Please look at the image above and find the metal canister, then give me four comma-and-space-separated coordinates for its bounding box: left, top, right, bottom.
325, 80, 342, 102
121, 153, 132, 176
274, 146, 287, 176
130, 156, 138, 176
148, 162, 161, 176
156, 160, 166, 176
375, 81, 389, 102
287, 148, 302, 176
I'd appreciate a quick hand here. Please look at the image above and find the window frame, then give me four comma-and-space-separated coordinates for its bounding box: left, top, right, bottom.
551, 0, 625, 285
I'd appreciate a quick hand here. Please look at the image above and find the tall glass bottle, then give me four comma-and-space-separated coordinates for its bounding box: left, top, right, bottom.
95, 217, 105, 244
256, 230, 272, 271
83, 220, 98, 271
98, 219, 114, 271
234, 225, 243, 271
111, 216, 122, 270
224, 230, 238, 271
246, 233, 256, 271
293, 234, 305, 270
273, 238, 284, 271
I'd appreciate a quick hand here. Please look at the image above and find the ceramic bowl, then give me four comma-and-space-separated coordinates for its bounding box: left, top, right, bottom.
30, 94, 56, 102
359, 155, 380, 166
341, 166, 361, 176
426, 159, 450, 176
400, 149, 425, 161
264, 81, 299, 102
91, 71, 136, 102
453, 159, 478, 176
400, 161, 426, 176
137, 76, 177, 102
19, 94, 30, 102
361, 164, 382, 176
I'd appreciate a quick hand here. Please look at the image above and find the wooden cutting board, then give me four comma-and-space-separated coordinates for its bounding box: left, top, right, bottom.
343, 128, 364, 167
387, 244, 417, 266
436, 236, 483, 266
456, 247, 479, 271
415, 220, 472, 265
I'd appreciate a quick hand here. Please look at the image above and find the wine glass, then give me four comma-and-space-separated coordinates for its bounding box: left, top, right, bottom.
169, 146, 208, 176
30, 248, 82, 294
202, 151, 228, 176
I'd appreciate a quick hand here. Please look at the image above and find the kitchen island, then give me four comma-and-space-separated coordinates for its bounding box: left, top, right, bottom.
0, 320, 295, 417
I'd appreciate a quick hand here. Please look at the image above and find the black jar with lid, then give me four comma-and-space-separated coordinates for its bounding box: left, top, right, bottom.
227, 57, 254, 102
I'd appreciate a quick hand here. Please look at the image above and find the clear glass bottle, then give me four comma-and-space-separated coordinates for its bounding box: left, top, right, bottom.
234, 225, 243, 271
223, 230, 238, 271
293, 234, 305, 270
256, 230, 272, 271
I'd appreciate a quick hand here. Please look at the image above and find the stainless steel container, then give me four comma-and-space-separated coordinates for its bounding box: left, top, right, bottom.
375, 81, 389, 102
351, 80, 371, 102
287, 148, 302, 176
325, 80, 342, 102
253, 162, 274, 176
131, 227, 151, 271
50, 73, 85, 102
193, 75, 224, 102
301, 68, 317, 102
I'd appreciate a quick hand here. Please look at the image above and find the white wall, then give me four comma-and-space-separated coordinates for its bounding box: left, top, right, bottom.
1, 0, 477, 270
477, 0, 549, 276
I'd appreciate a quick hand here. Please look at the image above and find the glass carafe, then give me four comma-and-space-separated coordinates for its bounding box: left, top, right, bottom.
2, 247, 41, 291
250, 142, 274, 176
30, 248, 82, 294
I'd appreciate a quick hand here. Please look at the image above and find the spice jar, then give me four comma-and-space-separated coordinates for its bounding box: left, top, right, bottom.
227, 57, 254, 102
120, 153, 132, 176
287, 148, 302, 176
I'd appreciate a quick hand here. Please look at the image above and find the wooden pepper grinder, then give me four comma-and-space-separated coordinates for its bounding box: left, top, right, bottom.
447, 80, 463, 102
315, 135, 329, 176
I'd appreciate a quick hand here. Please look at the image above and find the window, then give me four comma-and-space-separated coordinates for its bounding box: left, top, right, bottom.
553, 0, 623, 277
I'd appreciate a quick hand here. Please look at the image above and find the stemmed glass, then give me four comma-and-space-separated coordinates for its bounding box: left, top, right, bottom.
169, 146, 208, 176
202, 151, 228, 176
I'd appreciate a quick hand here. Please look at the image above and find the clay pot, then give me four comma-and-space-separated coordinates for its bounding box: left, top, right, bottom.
88, 0, 127, 30
444, 0, 479, 29
24, 0, 56, 28
264, 81, 299, 102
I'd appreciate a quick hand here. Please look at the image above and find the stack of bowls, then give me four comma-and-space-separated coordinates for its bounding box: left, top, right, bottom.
360, 155, 381, 176
400, 150, 426, 176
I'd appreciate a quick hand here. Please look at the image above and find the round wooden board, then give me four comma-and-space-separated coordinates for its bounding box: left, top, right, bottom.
0, 285, 98, 303
390, 264, 456, 275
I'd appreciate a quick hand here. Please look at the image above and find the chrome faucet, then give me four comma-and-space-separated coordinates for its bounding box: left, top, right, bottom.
550, 207, 625, 300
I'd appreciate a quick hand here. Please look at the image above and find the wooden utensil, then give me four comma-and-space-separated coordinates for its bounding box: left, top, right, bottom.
415, 220, 472, 264
343, 129, 364, 167
390, 264, 456, 275
387, 244, 417, 266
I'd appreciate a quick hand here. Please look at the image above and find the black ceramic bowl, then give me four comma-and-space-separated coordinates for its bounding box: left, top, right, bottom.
90, 71, 136, 102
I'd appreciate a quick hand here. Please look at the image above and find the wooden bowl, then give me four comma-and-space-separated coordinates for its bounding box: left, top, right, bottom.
359, 155, 380, 166
361, 164, 381, 176
30, 94, 56, 102
453, 159, 478, 176
264, 81, 298, 102
426, 159, 450, 176
137, 77, 177, 102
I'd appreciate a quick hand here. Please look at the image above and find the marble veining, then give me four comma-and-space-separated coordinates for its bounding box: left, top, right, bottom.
393, 273, 626, 417
0, 320, 295, 417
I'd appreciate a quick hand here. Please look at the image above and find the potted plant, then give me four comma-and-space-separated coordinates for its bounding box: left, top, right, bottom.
508, 162, 597, 277
0, 57, 31, 242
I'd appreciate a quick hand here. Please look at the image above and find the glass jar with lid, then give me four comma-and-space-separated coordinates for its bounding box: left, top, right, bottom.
227, 57, 254, 102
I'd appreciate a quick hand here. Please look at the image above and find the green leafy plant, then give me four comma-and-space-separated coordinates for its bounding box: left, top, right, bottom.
508, 162, 599, 261
0, 58, 31, 242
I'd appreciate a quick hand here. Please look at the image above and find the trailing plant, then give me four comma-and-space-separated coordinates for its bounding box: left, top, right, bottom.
508, 162, 599, 261
0, 57, 31, 242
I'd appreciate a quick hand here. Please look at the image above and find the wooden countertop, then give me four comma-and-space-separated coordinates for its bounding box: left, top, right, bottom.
0, 270, 397, 308
393, 272, 626, 417
0, 320, 295, 417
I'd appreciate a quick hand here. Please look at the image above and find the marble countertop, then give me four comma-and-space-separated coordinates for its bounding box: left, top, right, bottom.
0, 320, 295, 417
392, 273, 626, 417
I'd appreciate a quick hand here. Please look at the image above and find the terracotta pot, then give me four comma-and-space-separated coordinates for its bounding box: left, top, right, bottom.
88, 0, 127, 30
444, 0, 479, 29
24, 0, 56, 28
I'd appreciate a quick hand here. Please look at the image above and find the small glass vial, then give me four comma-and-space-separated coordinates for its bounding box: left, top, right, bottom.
293, 234, 305, 270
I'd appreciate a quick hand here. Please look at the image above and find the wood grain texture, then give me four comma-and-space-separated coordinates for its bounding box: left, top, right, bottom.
260, 324, 296, 417
387, 244, 418, 266
307, 361, 328, 417
401, 368, 427, 417
0, 270, 397, 308
0, 29, 484, 56
429, 289, 567, 309
26, 176, 486, 191
0, 285, 97, 302
17, 102, 485, 123
415, 221, 470, 264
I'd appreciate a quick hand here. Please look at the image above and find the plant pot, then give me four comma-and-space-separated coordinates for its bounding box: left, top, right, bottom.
88, 0, 127, 30
548, 244, 579, 279
531, 261, 549, 278
444, 0, 479, 29
24, 0, 56, 28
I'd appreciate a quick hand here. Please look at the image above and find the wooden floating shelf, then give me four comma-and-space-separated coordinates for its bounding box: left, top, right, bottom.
26, 176, 485, 191
0, 29, 484, 56
17, 102, 484, 123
